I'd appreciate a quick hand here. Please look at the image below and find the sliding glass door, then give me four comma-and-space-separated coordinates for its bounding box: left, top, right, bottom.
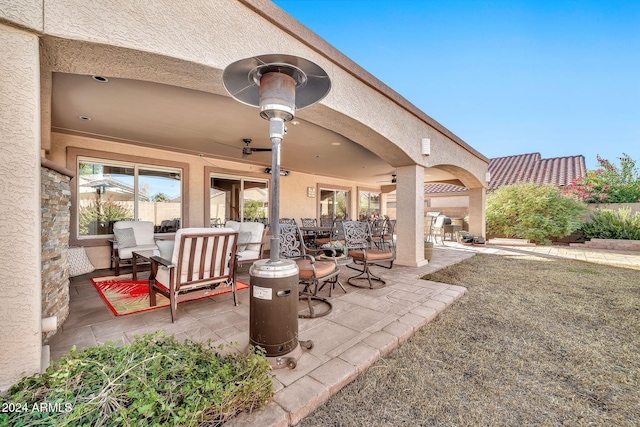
319, 188, 350, 220
210, 174, 268, 226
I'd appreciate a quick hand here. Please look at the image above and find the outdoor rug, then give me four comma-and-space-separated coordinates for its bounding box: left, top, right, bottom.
91, 274, 249, 316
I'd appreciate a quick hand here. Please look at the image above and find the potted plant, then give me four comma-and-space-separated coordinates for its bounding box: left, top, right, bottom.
424, 238, 434, 261
320, 241, 345, 257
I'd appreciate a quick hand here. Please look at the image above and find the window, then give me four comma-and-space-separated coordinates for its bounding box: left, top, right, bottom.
77, 159, 182, 237
210, 174, 268, 226
319, 188, 350, 220
359, 191, 381, 220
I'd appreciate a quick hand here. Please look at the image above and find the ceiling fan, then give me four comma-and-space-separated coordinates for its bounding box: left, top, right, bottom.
377, 174, 397, 184
242, 138, 271, 157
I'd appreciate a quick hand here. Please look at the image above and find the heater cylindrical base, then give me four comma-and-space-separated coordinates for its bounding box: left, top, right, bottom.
249, 259, 299, 358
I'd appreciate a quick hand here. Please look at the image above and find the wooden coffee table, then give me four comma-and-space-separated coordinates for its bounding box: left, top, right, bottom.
132, 249, 160, 280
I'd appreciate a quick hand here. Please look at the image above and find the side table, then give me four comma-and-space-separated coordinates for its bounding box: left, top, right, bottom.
132, 249, 160, 281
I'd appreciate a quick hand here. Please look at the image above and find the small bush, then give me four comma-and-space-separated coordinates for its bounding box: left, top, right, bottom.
0, 332, 273, 426
579, 207, 640, 240
486, 183, 587, 245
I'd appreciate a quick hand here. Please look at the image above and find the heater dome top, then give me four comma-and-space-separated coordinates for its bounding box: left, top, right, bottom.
222, 54, 331, 111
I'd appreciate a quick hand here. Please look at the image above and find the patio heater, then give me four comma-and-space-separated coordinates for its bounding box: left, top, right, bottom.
223, 54, 331, 368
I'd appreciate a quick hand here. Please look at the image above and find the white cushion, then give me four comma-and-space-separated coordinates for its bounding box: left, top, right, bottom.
68, 247, 95, 277
237, 249, 260, 262
224, 221, 264, 253
113, 227, 137, 248
237, 231, 252, 252
117, 243, 159, 260
224, 220, 241, 232
156, 240, 175, 260
113, 220, 156, 246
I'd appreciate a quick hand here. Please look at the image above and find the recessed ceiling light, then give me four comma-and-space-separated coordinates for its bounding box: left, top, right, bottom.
78, 116, 91, 121
92, 75, 108, 83
291, 120, 300, 126
330, 142, 341, 146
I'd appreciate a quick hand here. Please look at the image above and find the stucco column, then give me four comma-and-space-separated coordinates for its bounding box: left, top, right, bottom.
395, 165, 428, 267
379, 192, 388, 217
0, 24, 42, 391
468, 187, 486, 237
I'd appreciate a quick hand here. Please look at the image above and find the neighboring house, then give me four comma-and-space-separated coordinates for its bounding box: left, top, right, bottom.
390, 153, 586, 220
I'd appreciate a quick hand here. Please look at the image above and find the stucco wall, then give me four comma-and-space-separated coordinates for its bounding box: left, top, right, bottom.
0, 23, 42, 392
0, 0, 43, 30
51, 132, 373, 269
39, 0, 487, 188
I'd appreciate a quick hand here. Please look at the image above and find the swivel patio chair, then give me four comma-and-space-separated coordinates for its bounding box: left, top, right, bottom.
369, 218, 386, 250
149, 227, 239, 322
279, 223, 338, 318
300, 217, 318, 247
342, 220, 395, 289
279, 218, 297, 225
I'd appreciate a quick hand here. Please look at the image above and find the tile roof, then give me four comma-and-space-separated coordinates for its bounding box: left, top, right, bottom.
424, 183, 468, 194
488, 153, 586, 190
424, 152, 587, 194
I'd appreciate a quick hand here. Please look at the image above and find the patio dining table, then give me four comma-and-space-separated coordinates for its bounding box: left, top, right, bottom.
299, 226, 332, 233
299, 225, 333, 248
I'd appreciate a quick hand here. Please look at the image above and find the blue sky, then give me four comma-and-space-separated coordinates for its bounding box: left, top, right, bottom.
272, 0, 639, 170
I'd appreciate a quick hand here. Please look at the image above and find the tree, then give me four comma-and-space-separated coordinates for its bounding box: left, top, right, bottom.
243, 199, 264, 221
486, 183, 587, 245
563, 153, 640, 203
151, 192, 169, 202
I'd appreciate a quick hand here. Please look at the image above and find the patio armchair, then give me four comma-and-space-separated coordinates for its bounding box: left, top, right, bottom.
224, 220, 267, 267
279, 223, 338, 318
431, 215, 447, 245
342, 220, 395, 289
149, 227, 239, 322
111, 220, 158, 276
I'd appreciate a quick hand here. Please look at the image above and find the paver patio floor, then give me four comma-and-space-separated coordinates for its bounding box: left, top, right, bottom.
47, 242, 639, 426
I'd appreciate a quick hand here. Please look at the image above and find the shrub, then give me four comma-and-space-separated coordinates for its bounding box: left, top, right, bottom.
486, 183, 587, 245
579, 207, 640, 240
0, 332, 273, 426
563, 153, 640, 203
78, 196, 132, 235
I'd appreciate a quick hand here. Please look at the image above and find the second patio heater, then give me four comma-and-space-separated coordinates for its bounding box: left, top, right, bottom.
223, 54, 331, 368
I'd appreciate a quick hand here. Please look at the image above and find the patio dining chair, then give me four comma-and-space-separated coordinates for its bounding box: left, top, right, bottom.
382, 219, 396, 249
279, 223, 338, 318
149, 227, 239, 322
342, 220, 395, 289
369, 218, 386, 249
300, 217, 318, 246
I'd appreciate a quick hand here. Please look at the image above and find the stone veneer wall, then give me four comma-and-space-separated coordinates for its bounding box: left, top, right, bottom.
41, 161, 73, 342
